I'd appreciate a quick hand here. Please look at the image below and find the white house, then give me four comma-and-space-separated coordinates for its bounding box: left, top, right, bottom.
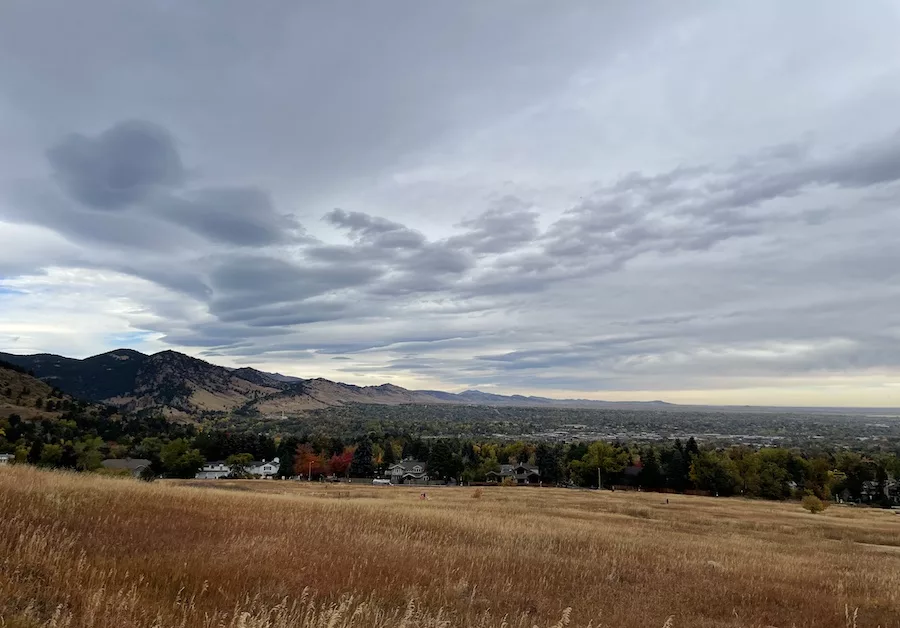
248, 458, 279, 479
196, 460, 230, 479
0, 453, 12, 466
195, 457, 280, 479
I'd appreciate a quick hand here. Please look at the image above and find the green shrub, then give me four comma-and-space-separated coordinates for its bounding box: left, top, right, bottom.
801, 494, 828, 514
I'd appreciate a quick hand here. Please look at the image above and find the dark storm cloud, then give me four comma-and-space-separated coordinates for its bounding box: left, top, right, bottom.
5, 121, 306, 249
46, 120, 184, 210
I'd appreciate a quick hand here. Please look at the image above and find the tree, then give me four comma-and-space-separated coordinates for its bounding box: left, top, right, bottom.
294, 444, 327, 479
352, 438, 375, 478
689, 451, 741, 497
75, 437, 104, 471
535, 443, 562, 484
835, 452, 875, 501
27, 440, 43, 464
275, 436, 300, 478
329, 447, 354, 477
160, 439, 205, 478
39, 443, 63, 467
428, 440, 462, 481
638, 447, 664, 490
583, 441, 629, 489
226, 453, 254, 477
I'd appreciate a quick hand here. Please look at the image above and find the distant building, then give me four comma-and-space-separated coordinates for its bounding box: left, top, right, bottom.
486, 463, 540, 485
248, 458, 279, 479
195, 457, 280, 480
196, 461, 230, 479
101, 458, 152, 478
388, 459, 428, 484
0, 453, 13, 466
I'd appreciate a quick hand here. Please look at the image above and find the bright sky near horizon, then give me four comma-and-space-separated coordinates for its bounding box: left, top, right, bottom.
3, 1, 900, 406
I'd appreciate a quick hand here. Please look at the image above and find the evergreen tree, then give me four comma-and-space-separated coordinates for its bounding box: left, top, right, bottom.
28, 440, 43, 464
428, 440, 462, 481
535, 443, 561, 483
353, 438, 375, 477
639, 447, 663, 489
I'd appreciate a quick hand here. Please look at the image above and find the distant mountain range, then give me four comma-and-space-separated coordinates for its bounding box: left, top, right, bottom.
0, 348, 673, 417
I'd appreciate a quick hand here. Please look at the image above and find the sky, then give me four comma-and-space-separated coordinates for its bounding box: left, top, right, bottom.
3, 1, 900, 406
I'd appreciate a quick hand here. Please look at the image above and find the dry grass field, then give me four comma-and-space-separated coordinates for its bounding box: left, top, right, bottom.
1, 466, 899, 628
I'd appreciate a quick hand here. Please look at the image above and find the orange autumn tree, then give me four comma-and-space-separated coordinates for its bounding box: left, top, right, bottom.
294, 444, 328, 479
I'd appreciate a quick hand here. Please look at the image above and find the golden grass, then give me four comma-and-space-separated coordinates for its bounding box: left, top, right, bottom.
1, 466, 899, 628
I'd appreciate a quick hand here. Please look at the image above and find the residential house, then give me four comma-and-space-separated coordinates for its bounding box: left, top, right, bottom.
486, 463, 540, 485
388, 459, 428, 484
248, 458, 280, 479
196, 460, 230, 479
0, 453, 12, 466
195, 457, 280, 480
101, 458, 152, 478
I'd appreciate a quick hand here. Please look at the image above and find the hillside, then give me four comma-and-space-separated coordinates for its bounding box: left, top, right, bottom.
0, 360, 69, 420
110, 351, 283, 416
255, 379, 442, 413
2, 466, 897, 627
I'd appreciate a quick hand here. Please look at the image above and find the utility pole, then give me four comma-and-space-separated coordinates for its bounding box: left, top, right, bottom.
598, 467, 602, 490
308, 461, 312, 482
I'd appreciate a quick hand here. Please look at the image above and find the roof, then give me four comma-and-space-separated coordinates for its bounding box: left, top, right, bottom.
101, 458, 151, 471
488, 463, 540, 476
390, 460, 426, 471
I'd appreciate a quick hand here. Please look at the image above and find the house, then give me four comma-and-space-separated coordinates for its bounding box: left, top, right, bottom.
196, 461, 230, 479
101, 458, 152, 478
486, 462, 540, 485
0, 453, 13, 466
388, 459, 428, 484
248, 458, 279, 479
195, 457, 280, 479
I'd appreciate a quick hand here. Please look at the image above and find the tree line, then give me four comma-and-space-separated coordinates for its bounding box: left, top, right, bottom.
2, 408, 898, 505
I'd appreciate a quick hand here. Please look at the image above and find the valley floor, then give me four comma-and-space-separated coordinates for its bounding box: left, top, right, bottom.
1, 467, 899, 627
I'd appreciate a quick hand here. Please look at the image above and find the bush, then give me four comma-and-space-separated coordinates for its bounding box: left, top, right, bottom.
801, 494, 828, 514
501, 477, 517, 487
472, 487, 484, 499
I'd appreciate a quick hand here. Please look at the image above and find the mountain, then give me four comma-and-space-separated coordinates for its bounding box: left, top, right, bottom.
111, 351, 283, 416
0, 348, 674, 416
256, 379, 440, 413
0, 348, 146, 401
0, 349, 284, 417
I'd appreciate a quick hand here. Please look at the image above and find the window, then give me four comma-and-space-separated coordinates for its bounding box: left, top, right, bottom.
413, 466, 422, 473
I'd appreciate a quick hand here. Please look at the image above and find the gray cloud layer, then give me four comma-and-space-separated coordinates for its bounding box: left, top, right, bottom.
2, 1, 900, 400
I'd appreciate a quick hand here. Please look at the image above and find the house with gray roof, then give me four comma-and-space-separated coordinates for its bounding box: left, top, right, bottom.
101, 458, 152, 478
388, 459, 428, 484
486, 462, 540, 485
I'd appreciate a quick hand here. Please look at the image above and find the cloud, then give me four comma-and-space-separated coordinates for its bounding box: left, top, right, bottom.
4, 2, 900, 403
47, 120, 184, 210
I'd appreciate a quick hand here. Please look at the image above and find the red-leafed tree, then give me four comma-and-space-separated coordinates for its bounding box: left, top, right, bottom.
329, 447, 355, 477
294, 444, 327, 479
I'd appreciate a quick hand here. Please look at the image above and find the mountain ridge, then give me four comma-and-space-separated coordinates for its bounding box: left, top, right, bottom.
0, 348, 673, 416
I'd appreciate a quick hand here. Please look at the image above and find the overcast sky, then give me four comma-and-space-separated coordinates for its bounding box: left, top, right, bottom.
3, 2, 900, 406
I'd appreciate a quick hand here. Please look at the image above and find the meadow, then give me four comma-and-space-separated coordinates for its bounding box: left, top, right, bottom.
1, 466, 899, 628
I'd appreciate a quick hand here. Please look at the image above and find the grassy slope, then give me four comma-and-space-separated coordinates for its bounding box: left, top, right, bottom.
0, 366, 62, 420
1, 466, 899, 628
